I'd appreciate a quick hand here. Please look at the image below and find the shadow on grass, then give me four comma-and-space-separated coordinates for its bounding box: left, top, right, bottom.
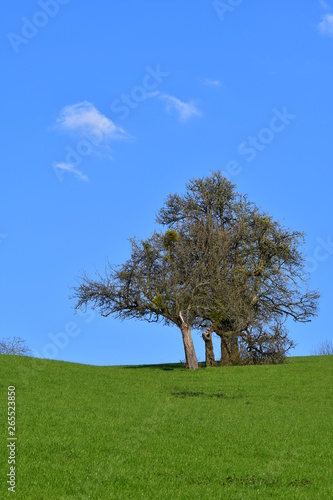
171, 390, 225, 399
121, 361, 220, 371
121, 363, 186, 371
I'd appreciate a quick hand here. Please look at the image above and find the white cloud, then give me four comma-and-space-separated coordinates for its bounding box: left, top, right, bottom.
157, 93, 201, 122
318, 13, 333, 35
53, 162, 89, 182
54, 101, 128, 141
201, 78, 222, 87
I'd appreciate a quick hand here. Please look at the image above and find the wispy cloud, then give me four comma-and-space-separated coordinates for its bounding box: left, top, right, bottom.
201, 78, 222, 87
318, 13, 333, 35
54, 101, 128, 141
157, 93, 201, 122
319, 0, 329, 9
53, 161, 89, 182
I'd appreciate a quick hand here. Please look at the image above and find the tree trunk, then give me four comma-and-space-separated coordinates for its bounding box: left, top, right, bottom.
220, 334, 231, 365
230, 334, 240, 363
179, 312, 198, 370
216, 330, 240, 365
202, 326, 215, 367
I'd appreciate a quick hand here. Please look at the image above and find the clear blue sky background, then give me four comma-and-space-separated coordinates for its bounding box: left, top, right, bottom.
1, 0, 332, 365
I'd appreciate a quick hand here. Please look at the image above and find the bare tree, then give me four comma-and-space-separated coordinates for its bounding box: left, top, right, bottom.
72, 171, 319, 369
0, 337, 31, 356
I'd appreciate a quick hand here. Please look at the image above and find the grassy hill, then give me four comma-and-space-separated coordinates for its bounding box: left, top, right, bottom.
0, 355, 332, 499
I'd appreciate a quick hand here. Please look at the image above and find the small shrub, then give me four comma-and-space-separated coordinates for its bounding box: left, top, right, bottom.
0, 337, 31, 356
238, 320, 296, 365
311, 340, 333, 356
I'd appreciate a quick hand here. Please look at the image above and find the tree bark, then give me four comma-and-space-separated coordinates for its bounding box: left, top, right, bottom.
217, 331, 240, 365
202, 326, 215, 366
220, 334, 231, 365
179, 312, 198, 370
230, 334, 240, 363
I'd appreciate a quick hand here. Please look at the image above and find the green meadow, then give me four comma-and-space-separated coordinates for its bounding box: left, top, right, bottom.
0, 355, 332, 499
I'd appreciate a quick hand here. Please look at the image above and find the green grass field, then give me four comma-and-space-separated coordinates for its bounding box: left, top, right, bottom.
1, 355, 332, 499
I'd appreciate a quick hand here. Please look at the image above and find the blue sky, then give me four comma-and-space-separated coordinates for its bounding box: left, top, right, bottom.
1, 0, 332, 366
